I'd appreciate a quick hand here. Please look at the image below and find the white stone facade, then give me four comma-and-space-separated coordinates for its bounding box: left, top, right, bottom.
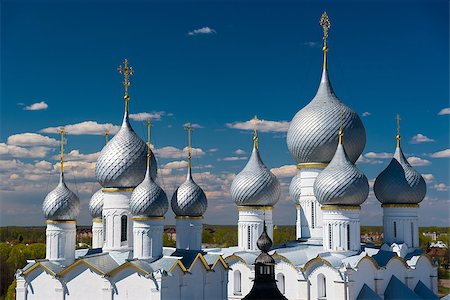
322, 207, 361, 251
237, 208, 273, 251
45, 221, 76, 265
175, 217, 203, 250
383, 205, 419, 248
91, 219, 103, 249
133, 218, 164, 259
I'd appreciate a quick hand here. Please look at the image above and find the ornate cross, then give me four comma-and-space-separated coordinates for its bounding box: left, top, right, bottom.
320, 12, 331, 69
60, 127, 65, 173
395, 114, 401, 145
117, 59, 134, 113
184, 123, 193, 168
252, 115, 259, 149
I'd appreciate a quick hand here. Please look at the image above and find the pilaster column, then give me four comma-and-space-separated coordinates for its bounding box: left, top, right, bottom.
175, 217, 203, 250
237, 206, 273, 251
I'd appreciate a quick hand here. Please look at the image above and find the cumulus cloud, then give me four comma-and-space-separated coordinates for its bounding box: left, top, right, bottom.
23, 101, 48, 111
434, 183, 449, 192
356, 155, 383, 165
362, 112, 371, 117
129, 111, 167, 121
188, 27, 216, 36
163, 160, 188, 170
234, 149, 246, 155
422, 174, 435, 183
364, 152, 392, 159
53, 150, 100, 162
183, 123, 203, 129
226, 118, 290, 133
41, 121, 120, 135
410, 134, 434, 144
154, 146, 205, 159
270, 165, 297, 178
7, 133, 59, 147
438, 108, 450, 115
407, 156, 431, 166
0, 143, 51, 159
429, 149, 450, 158
219, 156, 248, 161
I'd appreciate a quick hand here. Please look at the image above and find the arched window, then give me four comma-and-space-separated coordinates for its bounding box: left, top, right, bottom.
311, 202, 315, 228
318, 273, 326, 299
121, 215, 127, 242
103, 218, 106, 241
347, 224, 351, 250
234, 270, 241, 294
411, 222, 414, 246
276, 273, 285, 295
393, 221, 397, 238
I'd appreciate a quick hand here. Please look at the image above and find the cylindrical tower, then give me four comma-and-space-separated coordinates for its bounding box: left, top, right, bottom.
89, 189, 104, 248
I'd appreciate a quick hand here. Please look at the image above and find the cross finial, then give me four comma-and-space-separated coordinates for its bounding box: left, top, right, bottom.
395, 114, 401, 146
117, 59, 134, 114
252, 115, 259, 150
60, 127, 65, 173
320, 12, 331, 70
338, 111, 344, 144
184, 123, 193, 169
105, 129, 109, 144
147, 117, 153, 169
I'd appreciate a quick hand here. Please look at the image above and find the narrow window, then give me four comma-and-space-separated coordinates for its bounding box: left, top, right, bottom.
247, 226, 251, 249
328, 224, 332, 249
394, 221, 397, 238
277, 273, 285, 295
103, 218, 106, 241
347, 224, 351, 250
411, 222, 414, 246
318, 273, 326, 299
234, 270, 241, 294
121, 215, 127, 242
311, 202, 315, 229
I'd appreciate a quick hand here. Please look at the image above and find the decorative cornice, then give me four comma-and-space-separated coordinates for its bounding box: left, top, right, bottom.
132, 216, 165, 221
92, 218, 103, 223
295, 204, 301, 209
102, 187, 134, 193
237, 205, 273, 211
46, 220, 76, 225
175, 216, 204, 220
381, 204, 419, 208
297, 163, 328, 170
321, 205, 361, 211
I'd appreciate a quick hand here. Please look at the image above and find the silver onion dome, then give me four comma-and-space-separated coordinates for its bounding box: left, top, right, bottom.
286, 65, 366, 165
231, 145, 281, 207
89, 189, 104, 219
95, 113, 157, 188
42, 173, 80, 220
314, 138, 369, 206
171, 169, 208, 217
130, 167, 169, 217
374, 142, 426, 204
289, 172, 302, 204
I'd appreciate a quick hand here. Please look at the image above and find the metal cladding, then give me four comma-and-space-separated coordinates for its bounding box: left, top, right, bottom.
286, 68, 366, 164
255, 227, 274, 264
314, 144, 369, 206
171, 170, 207, 217
42, 173, 80, 220
95, 113, 157, 188
89, 189, 104, 219
231, 148, 281, 206
289, 172, 302, 205
374, 145, 426, 204
130, 169, 169, 217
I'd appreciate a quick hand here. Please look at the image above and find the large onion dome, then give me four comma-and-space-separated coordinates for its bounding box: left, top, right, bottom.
231, 136, 281, 207
96, 113, 157, 188
289, 172, 302, 204
43, 173, 80, 220
286, 39, 366, 165
171, 168, 207, 217
374, 136, 426, 204
314, 131, 369, 206
130, 166, 168, 217
89, 189, 104, 219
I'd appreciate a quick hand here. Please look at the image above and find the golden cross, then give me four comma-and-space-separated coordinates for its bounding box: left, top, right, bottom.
320, 12, 331, 69
251, 115, 259, 149
395, 114, 401, 146
184, 123, 193, 168
117, 59, 134, 113
338, 111, 344, 144
60, 127, 65, 173
105, 129, 109, 144
147, 117, 154, 167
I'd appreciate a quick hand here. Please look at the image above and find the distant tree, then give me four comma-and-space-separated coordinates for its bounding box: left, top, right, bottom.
5, 279, 15, 300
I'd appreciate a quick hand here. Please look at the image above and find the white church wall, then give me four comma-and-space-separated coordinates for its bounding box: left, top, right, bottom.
409, 256, 437, 293
227, 261, 253, 299
62, 263, 105, 300
110, 267, 158, 300
308, 265, 341, 300
161, 266, 183, 300
377, 258, 407, 295
205, 262, 228, 300
274, 261, 298, 299
23, 268, 61, 300
347, 258, 377, 300
184, 261, 206, 299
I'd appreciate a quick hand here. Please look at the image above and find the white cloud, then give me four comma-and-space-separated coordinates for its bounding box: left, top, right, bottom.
24, 101, 48, 111
270, 165, 297, 178
362, 112, 371, 117
129, 111, 167, 121
234, 149, 246, 155
438, 108, 450, 115
208, 148, 219, 153
154, 146, 205, 159
356, 155, 383, 165
7, 133, 59, 147
54, 150, 100, 162
163, 160, 188, 170
226, 118, 290, 133
219, 156, 248, 161
183, 123, 203, 129
364, 152, 392, 159
35, 160, 53, 170
422, 174, 434, 183
429, 149, 450, 158
40, 121, 120, 135
407, 156, 431, 166
188, 27, 216, 36
410, 133, 434, 144
433, 183, 449, 192
0, 143, 51, 158
0, 159, 23, 170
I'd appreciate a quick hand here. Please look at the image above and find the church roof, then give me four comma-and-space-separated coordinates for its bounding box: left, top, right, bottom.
356, 284, 381, 300
414, 280, 439, 299
384, 275, 422, 300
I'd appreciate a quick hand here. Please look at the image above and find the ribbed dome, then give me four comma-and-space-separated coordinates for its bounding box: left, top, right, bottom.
42, 173, 80, 220
255, 225, 274, 264
95, 113, 157, 188
171, 169, 207, 217
89, 189, 104, 219
130, 167, 168, 217
289, 172, 302, 204
314, 141, 369, 206
286, 67, 366, 164
231, 146, 281, 206
374, 143, 426, 204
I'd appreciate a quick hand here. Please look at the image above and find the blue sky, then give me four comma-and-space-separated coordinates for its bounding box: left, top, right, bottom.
1, 0, 449, 226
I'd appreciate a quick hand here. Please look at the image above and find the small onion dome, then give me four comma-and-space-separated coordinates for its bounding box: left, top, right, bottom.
289, 172, 302, 205
130, 167, 168, 217
42, 173, 80, 220
95, 113, 157, 188
231, 146, 281, 206
314, 135, 369, 206
255, 225, 275, 264
286, 65, 366, 165
374, 141, 426, 204
171, 169, 207, 217
89, 189, 104, 219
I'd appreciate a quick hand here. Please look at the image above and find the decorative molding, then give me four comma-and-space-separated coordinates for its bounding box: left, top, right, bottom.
102, 187, 134, 193
381, 204, 419, 208
297, 163, 328, 169
237, 205, 273, 211
46, 220, 76, 225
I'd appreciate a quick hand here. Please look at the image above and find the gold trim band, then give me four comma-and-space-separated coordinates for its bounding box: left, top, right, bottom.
295, 204, 301, 209
238, 205, 273, 211
132, 216, 165, 221
321, 205, 361, 211
382, 204, 419, 208
175, 216, 204, 220
102, 187, 134, 193
46, 220, 76, 225
92, 218, 103, 223
297, 163, 328, 169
